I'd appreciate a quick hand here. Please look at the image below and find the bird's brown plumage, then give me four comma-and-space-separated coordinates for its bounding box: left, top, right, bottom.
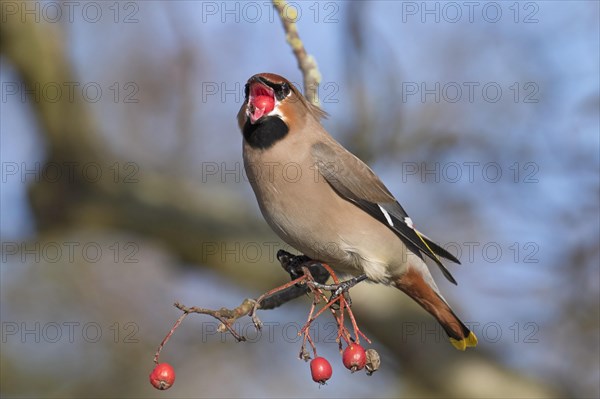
238, 72, 476, 350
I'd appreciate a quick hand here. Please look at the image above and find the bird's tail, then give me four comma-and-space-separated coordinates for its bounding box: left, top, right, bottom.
394, 269, 478, 351
437, 305, 478, 351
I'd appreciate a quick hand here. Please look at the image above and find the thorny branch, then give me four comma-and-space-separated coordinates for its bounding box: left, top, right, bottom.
272, 0, 322, 106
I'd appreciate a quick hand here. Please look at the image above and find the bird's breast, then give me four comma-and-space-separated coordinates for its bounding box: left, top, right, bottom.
242, 140, 405, 281
245, 141, 333, 239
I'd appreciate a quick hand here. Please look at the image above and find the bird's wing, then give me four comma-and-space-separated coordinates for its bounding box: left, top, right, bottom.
311, 141, 460, 284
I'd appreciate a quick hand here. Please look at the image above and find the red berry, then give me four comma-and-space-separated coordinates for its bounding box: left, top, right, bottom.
253, 95, 274, 113
310, 357, 333, 384
149, 363, 176, 390
342, 343, 367, 372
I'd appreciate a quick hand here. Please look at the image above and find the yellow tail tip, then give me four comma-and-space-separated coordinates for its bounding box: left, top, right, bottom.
449, 332, 478, 351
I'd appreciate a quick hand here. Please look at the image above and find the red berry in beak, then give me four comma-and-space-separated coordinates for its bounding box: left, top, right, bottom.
248, 82, 275, 124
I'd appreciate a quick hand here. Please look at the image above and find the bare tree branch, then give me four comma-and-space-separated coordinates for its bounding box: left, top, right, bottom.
273, 0, 322, 105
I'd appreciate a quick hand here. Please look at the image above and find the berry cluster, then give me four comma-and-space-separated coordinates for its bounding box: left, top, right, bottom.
149, 343, 379, 390
309, 342, 378, 385
149, 260, 380, 390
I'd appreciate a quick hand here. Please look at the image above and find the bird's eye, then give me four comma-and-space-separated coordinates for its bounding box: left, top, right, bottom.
274, 82, 291, 101
244, 83, 249, 99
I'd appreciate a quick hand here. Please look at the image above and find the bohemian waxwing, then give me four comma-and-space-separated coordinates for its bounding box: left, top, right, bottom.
237, 73, 477, 350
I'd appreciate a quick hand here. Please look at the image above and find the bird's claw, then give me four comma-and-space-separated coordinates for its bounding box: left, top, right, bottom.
277, 250, 331, 286
277, 250, 311, 280
309, 274, 369, 306
251, 312, 263, 331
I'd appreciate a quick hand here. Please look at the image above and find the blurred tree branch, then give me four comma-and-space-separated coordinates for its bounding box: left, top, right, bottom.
0, 2, 273, 283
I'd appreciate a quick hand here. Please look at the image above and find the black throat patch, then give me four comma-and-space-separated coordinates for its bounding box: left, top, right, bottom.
243, 116, 289, 150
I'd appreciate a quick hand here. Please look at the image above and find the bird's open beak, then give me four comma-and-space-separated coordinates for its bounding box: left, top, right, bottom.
247, 80, 275, 124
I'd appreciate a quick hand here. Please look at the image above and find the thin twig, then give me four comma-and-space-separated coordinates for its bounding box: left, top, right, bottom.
174, 301, 251, 342
300, 296, 319, 359
251, 274, 308, 329
272, 0, 322, 105
154, 311, 188, 364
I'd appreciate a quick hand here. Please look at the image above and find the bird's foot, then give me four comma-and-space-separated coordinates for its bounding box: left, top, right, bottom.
276, 250, 330, 285
277, 250, 311, 279
331, 274, 369, 298
309, 274, 369, 307
293, 261, 372, 348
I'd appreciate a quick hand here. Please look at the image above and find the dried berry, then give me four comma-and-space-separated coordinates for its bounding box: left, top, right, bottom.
365, 348, 381, 376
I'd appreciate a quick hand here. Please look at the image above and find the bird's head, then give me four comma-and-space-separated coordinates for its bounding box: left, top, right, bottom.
237, 73, 327, 149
